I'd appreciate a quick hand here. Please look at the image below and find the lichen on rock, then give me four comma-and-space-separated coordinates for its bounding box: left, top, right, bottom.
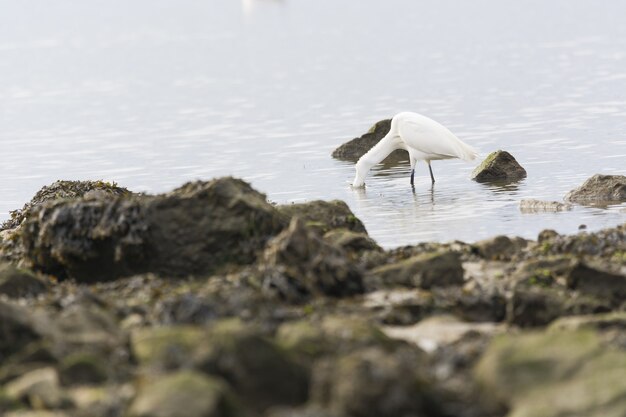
471, 150, 527, 183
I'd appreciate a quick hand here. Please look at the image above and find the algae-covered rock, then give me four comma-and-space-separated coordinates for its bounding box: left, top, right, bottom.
21, 177, 284, 281
565, 174, 626, 205
0, 264, 48, 298
277, 200, 367, 234
1, 180, 131, 232
475, 330, 626, 417
368, 251, 464, 290
261, 218, 363, 303
310, 347, 436, 417
130, 326, 206, 370
471, 150, 527, 182
332, 119, 407, 163
128, 371, 239, 417
550, 311, 626, 332
564, 261, 626, 306
519, 199, 571, 213
58, 352, 108, 386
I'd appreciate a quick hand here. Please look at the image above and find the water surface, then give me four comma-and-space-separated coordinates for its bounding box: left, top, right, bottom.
1, 0, 625, 247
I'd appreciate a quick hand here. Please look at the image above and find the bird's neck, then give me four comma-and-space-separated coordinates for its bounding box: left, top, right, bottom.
353, 134, 400, 186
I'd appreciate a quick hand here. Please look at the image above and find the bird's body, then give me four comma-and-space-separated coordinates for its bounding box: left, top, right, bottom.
352, 112, 478, 187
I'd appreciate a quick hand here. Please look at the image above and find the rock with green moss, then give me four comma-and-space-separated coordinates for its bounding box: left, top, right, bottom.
475, 329, 626, 417
331, 119, 407, 164
20, 177, 285, 281
260, 218, 363, 303
565, 174, 626, 205
276, 316, 395, 362
128, 371, 240, 417
277, 200, 367, 234
564, 261, 626, 306
0, 264, 48, 298
471, 150, 527, 182
367, 251, 464, 290
130, 326, 207, 370
310, 347, 437, 417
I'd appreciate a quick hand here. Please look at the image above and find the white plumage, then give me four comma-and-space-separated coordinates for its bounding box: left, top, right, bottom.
352, 112, 478, 187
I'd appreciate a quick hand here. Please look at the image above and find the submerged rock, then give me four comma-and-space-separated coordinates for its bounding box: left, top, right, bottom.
565, 174, 626, 205
471, 150, 527, 183
261, 218, 363, 303
20, 177, 284, 281
519, 199, 571, 213
331, 119, 406, 163
277, 200, 367, 234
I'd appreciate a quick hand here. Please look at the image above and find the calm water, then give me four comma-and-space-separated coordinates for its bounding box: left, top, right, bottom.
1, 0, 625, 247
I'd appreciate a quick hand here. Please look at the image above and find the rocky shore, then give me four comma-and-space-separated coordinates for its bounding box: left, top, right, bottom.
1, 178, 625, 417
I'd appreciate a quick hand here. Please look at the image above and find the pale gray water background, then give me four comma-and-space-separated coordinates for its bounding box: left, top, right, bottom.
1, 0, 625, 247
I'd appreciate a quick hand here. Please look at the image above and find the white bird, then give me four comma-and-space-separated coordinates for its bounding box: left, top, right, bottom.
352, 112, 478, 187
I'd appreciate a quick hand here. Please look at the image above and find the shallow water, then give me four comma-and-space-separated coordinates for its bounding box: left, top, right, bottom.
1, 0, 625, 247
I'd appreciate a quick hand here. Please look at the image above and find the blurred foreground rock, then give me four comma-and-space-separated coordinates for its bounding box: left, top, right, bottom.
0, 177, 625, 417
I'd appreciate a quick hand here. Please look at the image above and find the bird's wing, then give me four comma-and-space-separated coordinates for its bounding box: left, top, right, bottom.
399, 117, 475, 160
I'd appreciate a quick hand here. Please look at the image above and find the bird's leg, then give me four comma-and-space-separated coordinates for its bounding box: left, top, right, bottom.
410, 157, 416, 186
428, 162, 435, 184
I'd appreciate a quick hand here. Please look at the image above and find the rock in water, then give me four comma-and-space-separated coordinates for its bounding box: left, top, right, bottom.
565, 174, 626, 205
471, 150, 527, 182
331, 119, 407, 163
20, 177, 284, 281
519, 199, 571, 213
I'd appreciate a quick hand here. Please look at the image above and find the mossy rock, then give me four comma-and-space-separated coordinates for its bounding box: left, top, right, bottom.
130, 326, 207, 369
128, 371, 241, 417
471, 150, 527, 183
59, 352, 108, 386
565, 174, 626, 205
368, 251, 464, 290
475, 329, 626, 416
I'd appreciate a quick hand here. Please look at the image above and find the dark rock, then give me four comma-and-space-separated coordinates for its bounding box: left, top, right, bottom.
537, 229, 560, 243
131, 326, 206, 371
519, 199, 571, 213
471, 150, 527, 182
473, 235, 528, 261
532, 222, 625, 259
432, 287, 507, 323
59, 352, 108, 386
368, 251, 464, 290
192, 320, 309, 412
128, 371, 240, 417
261, 218, 363, 303
1, 180, 131, 231
565, 261, 626, 306
277, 200, 367, 234
20, 177, 284, 281
0, 300, 43, 361
332, 119, 406, 164
0, 263, 48, 298
507, 286, 610, 327
310, 347, 438, 417
565, 174, 626, 205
